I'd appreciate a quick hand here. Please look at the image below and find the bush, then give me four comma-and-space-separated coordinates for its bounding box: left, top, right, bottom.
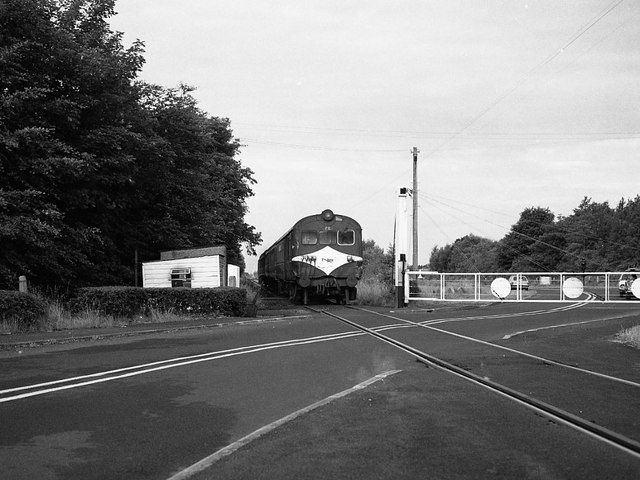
0, 290, 48, 331
70, 286, 249, 318
145, 287, 248, 317
70, 286, 148, 318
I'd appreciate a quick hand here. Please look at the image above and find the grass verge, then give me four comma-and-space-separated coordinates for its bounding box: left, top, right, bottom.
355, 278, 394, 306
1, 297, 206, 334
615, 325, 640, 349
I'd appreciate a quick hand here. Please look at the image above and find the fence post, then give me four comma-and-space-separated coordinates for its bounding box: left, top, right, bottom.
19, 275, 28, 293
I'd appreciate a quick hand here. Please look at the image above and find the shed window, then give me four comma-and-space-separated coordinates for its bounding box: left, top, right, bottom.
171, 268, 191, 288
338, 230, 355, 245
302, 231, 317, 245
318, 230, 337, 245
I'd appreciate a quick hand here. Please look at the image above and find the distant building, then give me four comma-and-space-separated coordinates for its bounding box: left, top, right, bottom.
142, 246, 236, 288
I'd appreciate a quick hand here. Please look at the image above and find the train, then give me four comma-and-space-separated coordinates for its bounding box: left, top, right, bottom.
258, 209, 363, 304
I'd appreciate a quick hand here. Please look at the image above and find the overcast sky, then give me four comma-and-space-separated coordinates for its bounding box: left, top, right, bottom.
110, 0, 640, 272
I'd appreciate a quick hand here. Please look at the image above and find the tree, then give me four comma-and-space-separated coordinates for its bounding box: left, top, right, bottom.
496, 207, 557, 272
129, 84, 261, 270
1, 0, 146, 287
555, 197, 613, 271
428, 198, 639, 274
0, 0, 260, 288
429, 235, 498, 272
361, 239, 394, 286
611, 196, 640, 269
429, 244, 453, 272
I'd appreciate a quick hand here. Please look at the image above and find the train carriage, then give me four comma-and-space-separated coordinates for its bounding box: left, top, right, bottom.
258, 209, 363, 304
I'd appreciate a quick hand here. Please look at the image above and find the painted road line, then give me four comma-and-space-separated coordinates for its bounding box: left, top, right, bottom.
166, 370, 402, 480
327, 310, 640, 460
502, 312, 640, 339
1, 323, 409, 402
354, 307, 640, 389
0, 333, 362, 403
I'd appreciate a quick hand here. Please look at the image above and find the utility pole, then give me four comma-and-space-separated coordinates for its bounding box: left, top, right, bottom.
412, 147, 419, 269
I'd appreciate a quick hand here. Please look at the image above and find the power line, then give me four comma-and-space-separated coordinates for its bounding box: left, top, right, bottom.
238, 2, 632, 156
419, 202, 554, 272
536, 0, 628, 71
419, 193, 640, 269
417, 0, 629, 162
237, 124, 640, 141
421, 191, 640, 253
241, 138, 406, 153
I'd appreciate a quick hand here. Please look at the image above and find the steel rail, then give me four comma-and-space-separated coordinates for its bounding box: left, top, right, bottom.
353, 306, 640, 388
310, 306, 640, 459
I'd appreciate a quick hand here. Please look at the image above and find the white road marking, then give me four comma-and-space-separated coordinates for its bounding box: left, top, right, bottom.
502, 313, 639, 340
418, 298, 596, 327
0, 324, 409, 403
2, 302, 584, 402
5, 300, 634, 403
355, 305, 640, 388
166, 370, 402, 480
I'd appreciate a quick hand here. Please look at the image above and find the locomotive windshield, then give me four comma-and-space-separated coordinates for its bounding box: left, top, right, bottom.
318, 230, 337, 245
301, 231, 317, 244
338, 230, 355, 245
302, 229, 355, 246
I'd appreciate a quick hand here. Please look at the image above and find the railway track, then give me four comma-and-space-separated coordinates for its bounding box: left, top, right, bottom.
307, 305, 640, 460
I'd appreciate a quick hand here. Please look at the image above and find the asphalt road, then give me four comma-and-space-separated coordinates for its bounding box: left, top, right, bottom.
0, 314, 417, 479
1, 301, 639, 479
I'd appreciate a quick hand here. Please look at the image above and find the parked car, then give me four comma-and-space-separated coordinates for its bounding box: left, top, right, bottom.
509, 275, 529, 290
618, 269, 638, 298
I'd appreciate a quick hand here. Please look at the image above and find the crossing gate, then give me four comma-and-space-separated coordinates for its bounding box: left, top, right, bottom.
404, 271, 640, 303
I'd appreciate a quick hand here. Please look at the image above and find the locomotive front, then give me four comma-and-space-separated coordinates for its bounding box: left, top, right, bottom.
289, 209, 363, 304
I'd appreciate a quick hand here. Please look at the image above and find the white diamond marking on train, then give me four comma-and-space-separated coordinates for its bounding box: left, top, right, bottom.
292, 246, 362, 276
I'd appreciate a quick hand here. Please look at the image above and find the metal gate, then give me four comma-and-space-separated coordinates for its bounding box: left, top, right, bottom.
405, 271, 640, 303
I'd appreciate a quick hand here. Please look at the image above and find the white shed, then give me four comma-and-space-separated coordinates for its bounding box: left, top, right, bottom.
142, 246, 227, 288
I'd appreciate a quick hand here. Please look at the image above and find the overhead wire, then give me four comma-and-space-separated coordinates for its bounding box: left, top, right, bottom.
419, 191, 640, 272
536, 0, 628, 70
241, 138, 406, 153
415, 0, 629, 163
419, 205, 482, 271
237, 123, 640, 141
237, 1, 632, 156
421, 191, 640, 254
419, 201, 553, 272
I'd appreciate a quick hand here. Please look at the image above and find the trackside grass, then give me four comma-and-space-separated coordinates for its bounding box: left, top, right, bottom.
355, 278, 394, 306
615, 325, 640, 349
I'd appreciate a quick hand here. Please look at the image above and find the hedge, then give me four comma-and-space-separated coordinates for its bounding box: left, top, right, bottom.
70, 286, 249, 318
0, 290, 48, 331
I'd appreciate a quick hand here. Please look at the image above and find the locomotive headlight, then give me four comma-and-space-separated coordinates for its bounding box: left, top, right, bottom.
321, 209, 335, 221
347, 255, 363, 263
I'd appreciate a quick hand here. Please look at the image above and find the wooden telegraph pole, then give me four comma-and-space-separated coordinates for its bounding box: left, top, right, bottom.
412, 147, 419, 269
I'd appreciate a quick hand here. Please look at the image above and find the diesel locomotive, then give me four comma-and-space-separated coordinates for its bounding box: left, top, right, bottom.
258, 209, 363, 304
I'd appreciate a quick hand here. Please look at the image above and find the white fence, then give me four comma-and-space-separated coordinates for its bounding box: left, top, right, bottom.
405, 271, 640, 303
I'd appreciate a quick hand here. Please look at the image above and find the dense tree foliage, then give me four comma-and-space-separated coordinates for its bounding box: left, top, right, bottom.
360, 239, 394, 285
429, 197, 640, 273
429, 234, 498, 273
496, 207, 562, 272
0, 0, 260, 289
